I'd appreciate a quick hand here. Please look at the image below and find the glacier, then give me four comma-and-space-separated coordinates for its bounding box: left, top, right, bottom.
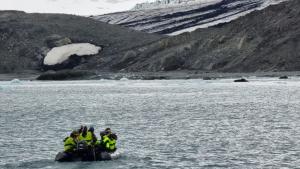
93, 0, 289, 35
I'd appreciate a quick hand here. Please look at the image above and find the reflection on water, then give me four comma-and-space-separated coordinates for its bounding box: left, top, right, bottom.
0, 78, 300, 168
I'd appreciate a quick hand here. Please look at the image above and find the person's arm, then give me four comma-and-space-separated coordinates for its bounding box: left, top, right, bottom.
92, 133, 97, 143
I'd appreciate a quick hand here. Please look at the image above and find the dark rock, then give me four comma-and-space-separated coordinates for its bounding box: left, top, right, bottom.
42, 54, 85, 71
161, 55, 185, 71
279, 76, 288, 79
36, 70, 96, 80
141, 76, 167, 80
234, 78, 248, 82
203, 77, 212, 80
45, 34, 72, 48
185, 76, 191, 79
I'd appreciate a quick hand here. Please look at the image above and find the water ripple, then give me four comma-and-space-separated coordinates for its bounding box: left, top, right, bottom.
0, 79, 300, 168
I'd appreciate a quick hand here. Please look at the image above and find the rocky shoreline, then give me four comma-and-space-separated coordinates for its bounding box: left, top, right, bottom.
1, 70, 300, 81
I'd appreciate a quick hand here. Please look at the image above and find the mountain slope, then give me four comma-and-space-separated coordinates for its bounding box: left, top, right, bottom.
93, 0, 288, 35
99, 0, 300, 72
0, 11, 162, 73
0, 0, 298, 75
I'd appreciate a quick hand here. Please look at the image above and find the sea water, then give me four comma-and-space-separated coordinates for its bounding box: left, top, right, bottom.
0, 78, 300, 169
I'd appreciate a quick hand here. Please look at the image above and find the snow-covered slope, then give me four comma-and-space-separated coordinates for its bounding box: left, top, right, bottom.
132, 0, 221, 10
93, 0, 288, 35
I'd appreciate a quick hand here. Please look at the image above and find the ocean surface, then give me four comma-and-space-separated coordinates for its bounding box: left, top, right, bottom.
0, 78, 300, 169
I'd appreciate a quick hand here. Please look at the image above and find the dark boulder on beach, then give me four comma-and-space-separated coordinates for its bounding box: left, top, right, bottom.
203, 77, 212, 80
234, 78, 248, 82
36, 70, 96, 80
279, 76, 289, 79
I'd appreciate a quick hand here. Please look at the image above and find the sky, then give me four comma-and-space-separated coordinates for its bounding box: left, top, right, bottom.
0, 0, 155, 16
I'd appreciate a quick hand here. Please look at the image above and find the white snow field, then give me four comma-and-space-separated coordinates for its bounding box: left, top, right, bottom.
43, 43, 101, 66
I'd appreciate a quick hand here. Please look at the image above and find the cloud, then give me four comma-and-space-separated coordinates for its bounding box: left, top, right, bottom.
0, 0, 151, 15
106, 0, 125, 4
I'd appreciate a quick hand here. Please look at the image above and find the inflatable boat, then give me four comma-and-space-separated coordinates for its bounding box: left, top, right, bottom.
55, 140, 120, 162
55, 150, 120, 162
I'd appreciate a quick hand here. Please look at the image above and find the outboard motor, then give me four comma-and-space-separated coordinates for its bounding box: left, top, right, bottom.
77, 141, 87, 150
77, 140, 94, 161
77, 140, 88, 154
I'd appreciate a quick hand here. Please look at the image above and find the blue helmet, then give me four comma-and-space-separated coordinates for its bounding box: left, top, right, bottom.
89, 126, 94, 132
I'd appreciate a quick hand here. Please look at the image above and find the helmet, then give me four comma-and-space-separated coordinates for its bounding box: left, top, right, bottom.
89, 126, 94, 132
105, 128, 112, 134
110, 133, 117, 140
71, 130, 79, 137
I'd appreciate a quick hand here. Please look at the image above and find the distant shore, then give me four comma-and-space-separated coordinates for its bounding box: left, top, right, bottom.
1, 70, 300, 81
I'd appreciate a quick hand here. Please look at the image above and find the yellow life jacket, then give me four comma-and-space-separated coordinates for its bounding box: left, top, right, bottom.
64, 137, 76, 152
79, 131, 93, 145
103, 135, 116, 151
95, 139, 101, 146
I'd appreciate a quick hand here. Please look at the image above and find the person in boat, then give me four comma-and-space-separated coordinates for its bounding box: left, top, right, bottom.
102, 132, 117, 152
100, 128, 112, 140
95, 128, 115, 152
79, 126, 98, 145
64, 130, 79, 153
78, 125, 84, 134
88, 126, 98, 145
98, 128, 112, 149
78, 126, 88, 143
76, 126, 98, 161
57, 127, 118, 162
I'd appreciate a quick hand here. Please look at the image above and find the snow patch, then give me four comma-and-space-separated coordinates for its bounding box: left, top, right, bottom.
44, 43, 101, 66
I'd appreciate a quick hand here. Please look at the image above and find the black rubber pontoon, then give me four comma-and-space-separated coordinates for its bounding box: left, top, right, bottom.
55, 151, 117, 162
